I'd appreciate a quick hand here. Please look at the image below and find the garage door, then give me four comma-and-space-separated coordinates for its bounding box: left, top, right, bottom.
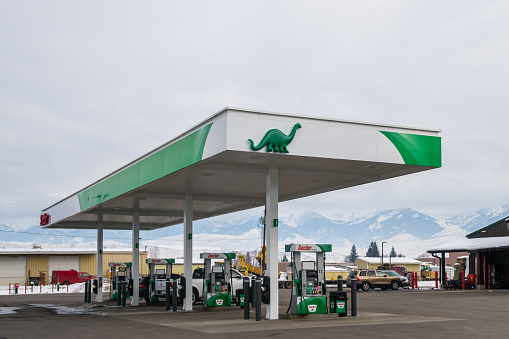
0, 256, 27, 285
48, 256, 80, 274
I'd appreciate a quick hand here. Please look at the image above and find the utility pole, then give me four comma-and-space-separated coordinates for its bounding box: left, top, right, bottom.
381, 241, 387, 266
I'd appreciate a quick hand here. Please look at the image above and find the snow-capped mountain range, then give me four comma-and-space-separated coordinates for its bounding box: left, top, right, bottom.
1, 205, 508, 261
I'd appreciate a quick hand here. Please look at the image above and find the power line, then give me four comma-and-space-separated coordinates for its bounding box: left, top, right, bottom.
0, 229, 130, 240
0, 200, 52, 205
0, 229, 260, 241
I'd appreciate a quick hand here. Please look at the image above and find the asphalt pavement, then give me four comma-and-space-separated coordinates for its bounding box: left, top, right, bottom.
1, 287, 508, 338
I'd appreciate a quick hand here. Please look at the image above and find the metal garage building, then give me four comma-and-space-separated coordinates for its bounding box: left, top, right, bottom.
0, 248, 147, 285
428, 216, 509, 289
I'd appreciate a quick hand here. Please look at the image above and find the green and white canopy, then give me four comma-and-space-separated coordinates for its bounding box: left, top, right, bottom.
42, 107, 440, 230
41, 107, 440, 318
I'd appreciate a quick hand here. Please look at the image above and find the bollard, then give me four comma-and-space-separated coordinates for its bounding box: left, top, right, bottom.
165, 280, 171, 311
88, 281, 92, 303
40, 284, 42, 293
462, 271, 465, 290
172, 278, 178, 312
250, 276, 256, 309
52, 283, 54, 293
89, 280, 92, 302
67, 283, 69, 292
121, 281, 127, 307
243, 277, 250, 320
31, 283, 34, 293
25, 283, 27, 294
117, 283, 122, 306
84, 281, 89, 303
9, 283, 11, 295
351, 279, 357, 316
435, 272, 439, 289
255, 278, 261, 322
337, 275, 343, 291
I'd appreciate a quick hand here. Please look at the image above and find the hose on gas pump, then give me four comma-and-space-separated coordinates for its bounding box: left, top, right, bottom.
286, 253, 296, 314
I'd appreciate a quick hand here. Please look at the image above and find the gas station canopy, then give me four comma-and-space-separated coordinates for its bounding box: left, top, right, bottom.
41, 107, 441, 317
42, 107, 441, 230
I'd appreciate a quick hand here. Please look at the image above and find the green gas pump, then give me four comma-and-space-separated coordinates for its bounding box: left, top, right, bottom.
108, 262, 132, 300
200, 252, 236, 307
286, 244, 332, 315
146, 258, 175, 303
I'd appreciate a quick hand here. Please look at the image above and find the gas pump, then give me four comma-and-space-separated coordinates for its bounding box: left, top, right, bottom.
146, 258, 175, 303
108, 262, 132, 300
200, 252, 236, 307
286, 244, 332, 314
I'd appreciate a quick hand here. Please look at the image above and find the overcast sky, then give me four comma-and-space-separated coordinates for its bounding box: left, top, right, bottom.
1, 1, 509, 229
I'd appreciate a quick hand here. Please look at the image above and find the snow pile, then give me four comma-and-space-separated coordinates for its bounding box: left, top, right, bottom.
428, 236, 509, 252
0, 281, 110, 295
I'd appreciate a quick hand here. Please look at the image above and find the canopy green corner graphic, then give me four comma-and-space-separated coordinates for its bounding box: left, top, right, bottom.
380, 131, 441, 168
77, 123, 213, 211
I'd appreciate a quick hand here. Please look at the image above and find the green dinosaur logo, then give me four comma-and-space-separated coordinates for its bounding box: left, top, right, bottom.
248, 123, 301, 153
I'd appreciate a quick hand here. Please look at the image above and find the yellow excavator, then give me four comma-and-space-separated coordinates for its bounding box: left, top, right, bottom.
236, 247, 293, 289
236, 246, 266, 277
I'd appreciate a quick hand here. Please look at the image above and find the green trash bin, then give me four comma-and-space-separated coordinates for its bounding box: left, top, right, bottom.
329, 291, 348, 317
236, 289, 245, 308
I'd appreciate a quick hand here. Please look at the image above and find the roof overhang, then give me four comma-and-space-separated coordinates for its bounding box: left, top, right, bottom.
42, 107, 441, 230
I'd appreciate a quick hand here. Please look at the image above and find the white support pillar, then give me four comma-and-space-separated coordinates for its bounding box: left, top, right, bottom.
266, 167, 279, 320
131, 199, 140, 306
183, 195, 193, 310
95, 213, 104, 302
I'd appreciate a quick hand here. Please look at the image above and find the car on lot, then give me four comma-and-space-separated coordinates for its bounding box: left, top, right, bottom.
381, 270, 409, 287
346, 269, 402, 291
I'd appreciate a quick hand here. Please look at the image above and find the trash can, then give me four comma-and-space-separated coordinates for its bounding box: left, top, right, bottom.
236, 289, 245, 308
329, 291, 348, 317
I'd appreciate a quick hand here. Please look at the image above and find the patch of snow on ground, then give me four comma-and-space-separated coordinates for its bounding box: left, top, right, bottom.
0, 307, 20, 315
0, 282, 110, 295
29, 304, 104, 315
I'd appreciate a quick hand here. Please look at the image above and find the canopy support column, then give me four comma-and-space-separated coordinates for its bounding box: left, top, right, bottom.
266, 167, 279, 320
183, 195, 193, 310
131, 199, 140, 306
441, 252, 446, 287
95, 213, 103, 302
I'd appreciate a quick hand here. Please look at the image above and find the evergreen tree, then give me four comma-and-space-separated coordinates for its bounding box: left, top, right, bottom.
365, 241, 380, 257
345, 245, 359, 263
390, 247, 397, 258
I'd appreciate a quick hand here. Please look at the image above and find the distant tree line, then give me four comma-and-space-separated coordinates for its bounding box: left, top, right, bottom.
344, 243, 404, 263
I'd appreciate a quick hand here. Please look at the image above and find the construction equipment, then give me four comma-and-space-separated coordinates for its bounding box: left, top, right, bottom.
236, 246, 266, 277
420, 263, 433, 281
